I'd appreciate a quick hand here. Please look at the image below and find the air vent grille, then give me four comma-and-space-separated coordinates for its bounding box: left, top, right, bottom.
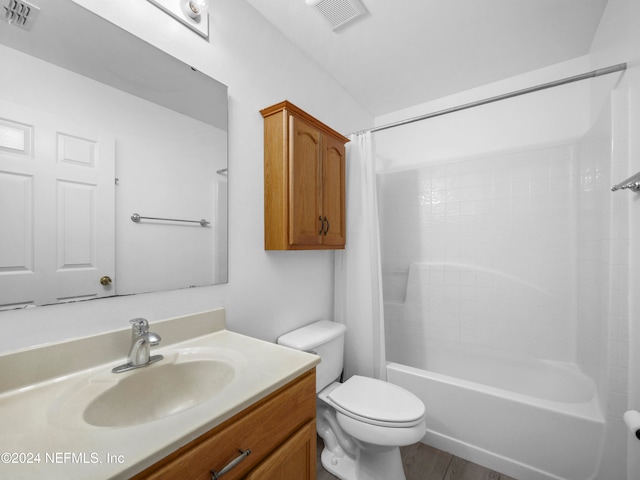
2, 0, 39, 31
306, 0, 366, 30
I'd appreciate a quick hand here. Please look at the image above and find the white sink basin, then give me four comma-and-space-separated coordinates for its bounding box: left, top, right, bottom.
0, 311, 320, 480
50, 346, 246, 428
85, 359, 235, 427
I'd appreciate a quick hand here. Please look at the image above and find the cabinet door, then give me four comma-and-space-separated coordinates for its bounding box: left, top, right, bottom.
289, 115, 323, 246
245, 421, 316, 480
322, 134, 346, 247
133, 371, 316, 480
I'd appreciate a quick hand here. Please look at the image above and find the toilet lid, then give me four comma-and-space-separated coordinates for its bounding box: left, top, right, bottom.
327, 376, 425, 426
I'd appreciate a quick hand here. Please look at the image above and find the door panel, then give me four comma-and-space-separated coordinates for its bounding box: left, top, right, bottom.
0, 101, 115, 308
244, 421, 316, 480
0, 171, 35, 308
322, 135, 346, 247
289, 115, 322, 246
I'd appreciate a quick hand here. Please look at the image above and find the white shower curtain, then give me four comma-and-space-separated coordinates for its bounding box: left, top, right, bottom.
334, 132, 386, 381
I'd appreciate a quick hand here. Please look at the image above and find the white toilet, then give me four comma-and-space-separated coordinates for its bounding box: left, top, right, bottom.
277, 320, 426, 480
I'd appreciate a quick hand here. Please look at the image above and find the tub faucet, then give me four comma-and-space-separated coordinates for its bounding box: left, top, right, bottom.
112, 318, 164, 373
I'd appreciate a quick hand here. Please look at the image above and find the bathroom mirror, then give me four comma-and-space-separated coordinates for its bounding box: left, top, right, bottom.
0, 0, 228, 310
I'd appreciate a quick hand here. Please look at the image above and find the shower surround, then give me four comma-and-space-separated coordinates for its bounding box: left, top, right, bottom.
381, 143, 578, 362
376, 75, 629, 479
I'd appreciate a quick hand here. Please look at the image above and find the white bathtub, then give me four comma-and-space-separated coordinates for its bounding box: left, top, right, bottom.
387, 344, 605, 480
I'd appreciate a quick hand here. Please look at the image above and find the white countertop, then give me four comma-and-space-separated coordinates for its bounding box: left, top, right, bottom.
0, 309, 319, 479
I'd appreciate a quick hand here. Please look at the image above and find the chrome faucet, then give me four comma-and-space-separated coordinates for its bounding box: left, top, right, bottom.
112, 318, 164, 373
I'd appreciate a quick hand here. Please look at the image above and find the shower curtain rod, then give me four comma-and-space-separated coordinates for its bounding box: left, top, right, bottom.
355, 63, 627, 135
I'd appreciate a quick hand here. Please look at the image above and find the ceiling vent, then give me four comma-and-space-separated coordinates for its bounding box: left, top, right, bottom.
1, 0, 39, 31
306, 0, 366, 31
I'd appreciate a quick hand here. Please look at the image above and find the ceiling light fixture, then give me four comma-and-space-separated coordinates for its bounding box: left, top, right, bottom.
146, 0, 209, 38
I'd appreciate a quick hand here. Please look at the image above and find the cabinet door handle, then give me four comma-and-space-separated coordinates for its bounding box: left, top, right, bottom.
318, 216, 324, 235
210, 449, 251, 479
323, 216, 330, 235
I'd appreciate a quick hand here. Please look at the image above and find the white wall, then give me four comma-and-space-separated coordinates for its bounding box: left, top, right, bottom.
375, 56, 593, 156
0, 0, 372, 352
589, 0, 640, 478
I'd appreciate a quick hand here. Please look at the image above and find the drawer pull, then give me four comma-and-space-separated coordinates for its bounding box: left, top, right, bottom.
211, 449, 251, 479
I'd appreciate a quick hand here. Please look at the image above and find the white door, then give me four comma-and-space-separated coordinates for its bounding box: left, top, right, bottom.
0, 100, 115, 308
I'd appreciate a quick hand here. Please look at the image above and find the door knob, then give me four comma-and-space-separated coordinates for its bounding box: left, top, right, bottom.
100, 275, 113, 286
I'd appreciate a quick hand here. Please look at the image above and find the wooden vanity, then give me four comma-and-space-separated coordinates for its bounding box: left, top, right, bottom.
132, 370, 316, 480
0, 309, 319, 480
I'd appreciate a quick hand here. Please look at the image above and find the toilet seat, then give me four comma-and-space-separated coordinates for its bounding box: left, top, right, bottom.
322, 376, 425, 428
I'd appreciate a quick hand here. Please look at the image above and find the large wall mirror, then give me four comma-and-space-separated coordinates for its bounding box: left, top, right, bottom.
0, 0, 228, 310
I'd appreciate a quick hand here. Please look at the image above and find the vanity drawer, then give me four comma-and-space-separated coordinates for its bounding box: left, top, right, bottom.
134, 369, 316, 480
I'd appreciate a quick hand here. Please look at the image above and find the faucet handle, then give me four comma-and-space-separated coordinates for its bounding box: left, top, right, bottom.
129, 317, 149, 336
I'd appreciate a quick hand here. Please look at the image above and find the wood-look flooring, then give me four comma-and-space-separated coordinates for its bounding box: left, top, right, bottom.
316, 438, 517, 480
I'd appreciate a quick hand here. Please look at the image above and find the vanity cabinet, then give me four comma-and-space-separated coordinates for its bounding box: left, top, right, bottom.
261, 101, 349, 250
132, 369, 316, 480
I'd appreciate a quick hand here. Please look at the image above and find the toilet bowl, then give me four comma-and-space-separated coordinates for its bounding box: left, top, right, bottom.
317, 376, 426, 480
277, 320, 427, 480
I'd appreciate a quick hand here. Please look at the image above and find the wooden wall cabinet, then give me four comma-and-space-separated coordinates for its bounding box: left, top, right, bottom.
261, 101, 349, 250
132, 370, 316, 480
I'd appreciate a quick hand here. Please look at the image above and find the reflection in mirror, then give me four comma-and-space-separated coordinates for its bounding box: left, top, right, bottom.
0, 0, 228, 310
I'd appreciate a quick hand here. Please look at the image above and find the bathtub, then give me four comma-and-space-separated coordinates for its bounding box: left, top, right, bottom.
386, 343, 605, 480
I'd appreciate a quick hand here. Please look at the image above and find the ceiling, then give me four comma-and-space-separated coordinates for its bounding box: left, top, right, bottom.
244, 0, 609, 117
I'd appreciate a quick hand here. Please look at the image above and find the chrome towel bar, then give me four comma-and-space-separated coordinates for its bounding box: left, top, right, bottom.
131, 213, 210, 227
611, 171, 640, 192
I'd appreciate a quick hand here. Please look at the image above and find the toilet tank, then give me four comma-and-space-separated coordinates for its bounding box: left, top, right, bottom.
277, 320, 346, 393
